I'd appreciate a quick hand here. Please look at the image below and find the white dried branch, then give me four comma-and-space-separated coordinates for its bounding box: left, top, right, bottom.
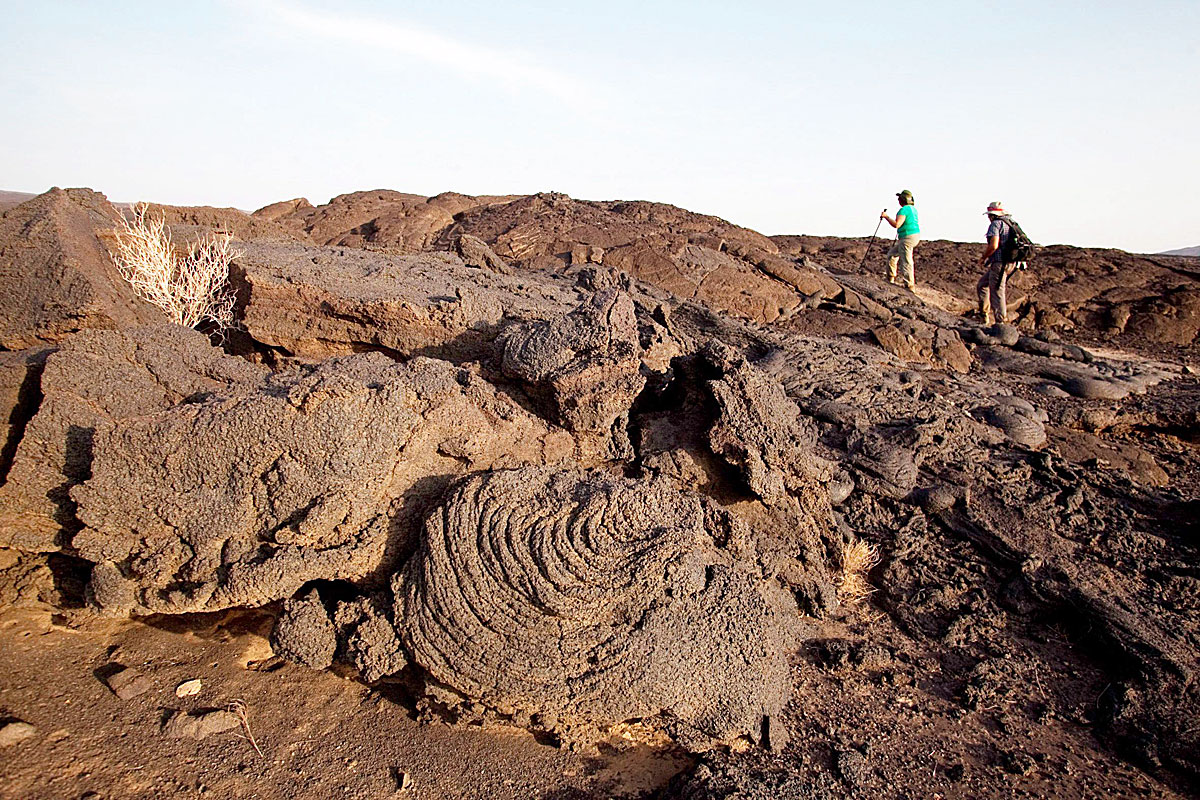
111, 203, 239, 331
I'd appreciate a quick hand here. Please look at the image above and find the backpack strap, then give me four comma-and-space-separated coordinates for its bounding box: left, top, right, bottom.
1001, 215, 1027, 238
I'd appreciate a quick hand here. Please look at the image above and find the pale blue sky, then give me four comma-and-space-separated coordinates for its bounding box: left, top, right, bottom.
2, 0, 1197, 251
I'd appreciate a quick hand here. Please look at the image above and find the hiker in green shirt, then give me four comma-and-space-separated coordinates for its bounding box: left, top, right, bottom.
881, 189, 920, 291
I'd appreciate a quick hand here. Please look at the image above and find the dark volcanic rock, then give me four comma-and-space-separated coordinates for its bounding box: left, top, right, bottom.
778, 234, 1200, 357
699, 343, 840, 612
71, 353, 575, 615
847, 430, 919, 500
976, 396, 1048, 448
333, 593, 408, 682
500, 288, 645, 437
399, 467, 794, 750
255, 189, 520, 251
439, 192, 840, 324
272, 590, 337, 670
0, 347, 51, 486
0, 188, 159, 349
701, 341, 826, 507
0, 326, 264, 553
230, 241, 584, 361
73, 352, 415, 613
1, 186, 1197, 796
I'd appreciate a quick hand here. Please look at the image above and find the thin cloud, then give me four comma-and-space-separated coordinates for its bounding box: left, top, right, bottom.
247, 0, 589, 104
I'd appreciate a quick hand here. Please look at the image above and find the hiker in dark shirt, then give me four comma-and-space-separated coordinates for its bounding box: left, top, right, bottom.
977, 201, 1018, 325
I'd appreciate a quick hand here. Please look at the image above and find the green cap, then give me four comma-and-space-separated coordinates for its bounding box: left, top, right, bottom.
896, 189, 914, 204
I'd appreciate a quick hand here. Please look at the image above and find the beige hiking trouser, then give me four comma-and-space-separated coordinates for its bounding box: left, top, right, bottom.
977, 261, 1019, 324
887, 234, 920, 288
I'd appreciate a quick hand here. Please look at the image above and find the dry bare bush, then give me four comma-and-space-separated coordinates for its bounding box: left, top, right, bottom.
838, 538, 880, 601
110, 204, 238, 330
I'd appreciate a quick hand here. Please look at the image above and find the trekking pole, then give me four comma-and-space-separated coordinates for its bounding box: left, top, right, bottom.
857, 209, 888, 270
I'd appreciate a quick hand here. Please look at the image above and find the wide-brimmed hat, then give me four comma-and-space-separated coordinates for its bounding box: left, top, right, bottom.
984, 201, 1005, 215
896, 189, 914, 203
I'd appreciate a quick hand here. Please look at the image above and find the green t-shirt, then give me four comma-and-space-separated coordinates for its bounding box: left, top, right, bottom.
896, 204, 920, 237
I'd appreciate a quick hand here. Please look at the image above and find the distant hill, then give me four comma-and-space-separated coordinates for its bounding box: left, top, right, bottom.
0, 190, 37, 212
1159, 245, 1200, 257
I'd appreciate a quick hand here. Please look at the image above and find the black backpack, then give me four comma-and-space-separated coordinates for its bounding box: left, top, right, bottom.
999, 216, 1036, 265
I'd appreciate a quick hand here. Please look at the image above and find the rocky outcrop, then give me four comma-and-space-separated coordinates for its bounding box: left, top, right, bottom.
254, 189, 521, 252
70, 353, 577, 615
871, 320, 972, 373
0, 188, 160, 349
500, 289, 645, 437
230, 241, 584, 361
0, 347, 51, 486
438, 192, 840, 325
699, 343, 841, 613
139, 202, 303, 244
250, 197, 313, 223
701, 342, 824, 506
779, 234, 1200, 356
272, 590, 337, 669
399, 467, 794, 750
1, 185, 1196, 792
0, 326, 264, 553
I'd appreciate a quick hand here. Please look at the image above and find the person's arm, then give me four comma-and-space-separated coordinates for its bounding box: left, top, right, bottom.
979, 235, 1000, 266
881, 211, 905, 229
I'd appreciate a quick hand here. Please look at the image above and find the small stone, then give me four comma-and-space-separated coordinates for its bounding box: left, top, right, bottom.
175, 679, 203, 698
102, 666, 154, 700
916, 485, 960, 514
985, 323, 1021, 346
827, 474, 855, 505
1033, 382, 1069, 398
162, 709, 240, 740
852, 643, 892, 670
1060, 376, 1129, 400
393, 768, 414, 792
0, 721, 37, 747
1002, 749, 1037, 776
835, 748, 869, 788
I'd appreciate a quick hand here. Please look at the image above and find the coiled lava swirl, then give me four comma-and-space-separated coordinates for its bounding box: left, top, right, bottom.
398, 466, 794, 749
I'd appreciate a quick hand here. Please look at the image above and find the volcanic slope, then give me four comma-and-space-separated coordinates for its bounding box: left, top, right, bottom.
776, 233, 1200, 359
0, 186, 1197, 800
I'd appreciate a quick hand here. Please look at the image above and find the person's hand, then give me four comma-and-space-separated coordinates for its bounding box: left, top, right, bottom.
880, 212, 887, 220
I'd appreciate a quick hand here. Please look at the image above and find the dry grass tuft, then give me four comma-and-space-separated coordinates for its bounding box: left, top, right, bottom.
227, 699, 264, 758
110, 203, 238, 331
838, 538, 880, 601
